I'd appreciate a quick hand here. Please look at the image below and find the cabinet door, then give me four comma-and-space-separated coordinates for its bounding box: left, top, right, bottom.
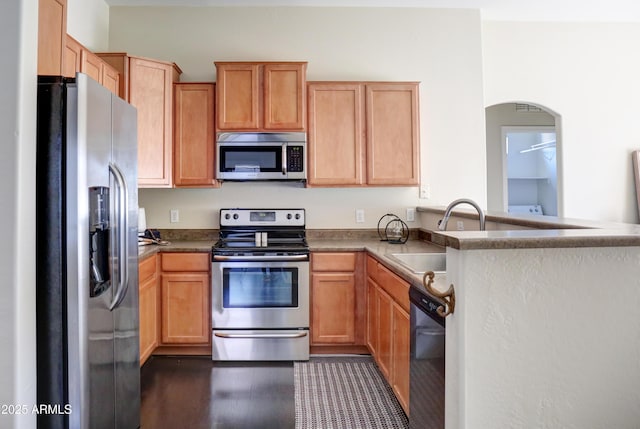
174, 83, 217, 187
263, 63, 306, 130
216, 63, 260, 130
161, 272, 210, 344
38, 0, 66, 75
376, 286, 393, 380
311, 272, 356, 344
392, 303, 410, 414
102, 63, 120, 97
139, 273, 159, 365
130, 57, 175, 187
307, 83, 365, 186
366, 83, 419, 185
139, 255, 159, 365
80, 49, 103, 84
63, 34, 82, 78
366, 277, 378, 356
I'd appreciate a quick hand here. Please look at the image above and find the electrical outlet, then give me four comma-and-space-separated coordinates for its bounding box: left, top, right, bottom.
170, 209, 179, 223
456, 221, 464, 231
355, 209, 365, 223
406, 208, 415, 222
420, 185, 430, 199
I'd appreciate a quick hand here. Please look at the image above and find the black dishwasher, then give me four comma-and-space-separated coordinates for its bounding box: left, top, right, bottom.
409, 286, 445, 429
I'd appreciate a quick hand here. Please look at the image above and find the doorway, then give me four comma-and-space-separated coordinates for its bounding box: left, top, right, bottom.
503, 126, 557, 216
485, 102, 562, 216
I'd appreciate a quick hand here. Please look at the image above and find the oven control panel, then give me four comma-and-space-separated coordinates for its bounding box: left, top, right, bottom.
220, 208, 305, 227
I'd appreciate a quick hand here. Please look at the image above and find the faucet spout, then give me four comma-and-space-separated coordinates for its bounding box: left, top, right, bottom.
438, 198, 486, 231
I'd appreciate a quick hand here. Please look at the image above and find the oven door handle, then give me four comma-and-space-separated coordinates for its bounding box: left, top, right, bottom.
212, 254, 309, 262
214, 332, 308, 339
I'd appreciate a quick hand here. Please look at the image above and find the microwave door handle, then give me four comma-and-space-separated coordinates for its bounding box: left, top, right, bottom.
282, 143, 287, 176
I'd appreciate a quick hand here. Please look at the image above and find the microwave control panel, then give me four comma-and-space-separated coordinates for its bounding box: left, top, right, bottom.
287, 145, 304, 172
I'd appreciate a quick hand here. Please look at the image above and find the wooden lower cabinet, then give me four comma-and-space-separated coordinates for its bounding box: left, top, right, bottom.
376, 286, 394, 381
310, 252, 366, 352
391, 302, 410, 414
161, 272, 210, 344
366, 254, 411, 415
139, 255, 159, 366
366, 277, 378, 355
160, 253, 210, 345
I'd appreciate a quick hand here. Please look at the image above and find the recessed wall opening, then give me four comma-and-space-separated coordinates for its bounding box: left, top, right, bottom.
485, 102, 562, 217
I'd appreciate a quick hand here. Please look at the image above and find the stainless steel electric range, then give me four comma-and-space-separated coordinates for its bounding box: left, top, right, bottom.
211, 208, 310, 361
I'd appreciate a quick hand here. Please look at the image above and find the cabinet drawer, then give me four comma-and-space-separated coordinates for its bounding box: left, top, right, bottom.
378, 264, 410, 313
161, 252, 210, 272
139, 254, 158, 284
312, 252, 357, 272
366, 254, 380, 283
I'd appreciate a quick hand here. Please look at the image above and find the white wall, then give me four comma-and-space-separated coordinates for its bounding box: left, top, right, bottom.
108, 6, 487, 229
447, 246, 640, 428
67, 0, 110, 51
483, 22, 640, 223
0, 0, 38, 428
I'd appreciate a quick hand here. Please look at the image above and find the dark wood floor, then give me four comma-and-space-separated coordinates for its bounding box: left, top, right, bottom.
140, 356, 295, 429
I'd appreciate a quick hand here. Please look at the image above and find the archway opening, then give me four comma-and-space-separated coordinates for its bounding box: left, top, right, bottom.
485, 102, 562, 216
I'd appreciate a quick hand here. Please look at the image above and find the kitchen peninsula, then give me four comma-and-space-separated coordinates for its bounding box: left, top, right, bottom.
418, 206, 640, 429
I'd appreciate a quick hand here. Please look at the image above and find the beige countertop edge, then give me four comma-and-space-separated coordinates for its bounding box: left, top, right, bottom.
417, 205, 640, 231
430, 228, 640, 250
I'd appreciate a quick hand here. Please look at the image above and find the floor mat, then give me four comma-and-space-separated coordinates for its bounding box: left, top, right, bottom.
294, 356, 408, 429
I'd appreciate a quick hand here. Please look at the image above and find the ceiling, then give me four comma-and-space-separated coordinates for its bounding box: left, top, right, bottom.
103, 0, 640, 22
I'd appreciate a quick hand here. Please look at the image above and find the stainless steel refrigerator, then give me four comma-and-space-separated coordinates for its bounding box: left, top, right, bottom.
36, 73, 140, 429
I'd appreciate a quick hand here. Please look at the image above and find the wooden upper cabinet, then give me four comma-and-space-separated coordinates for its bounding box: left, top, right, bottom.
307, 81, 419, 187
215, 62, 307, 131
81, 49, 103, 84
102, 64, 120, 96
307, 83, 365, 186
63, 34, 81, 78
38, 0, 67, 75
263, 63, 306, 130
366, 83, 420, 186
173, 83, 217, 187
98, 53, 182, 187
216, 63, 260, 130
130, 57, 180, 187
63, 35, 120, 96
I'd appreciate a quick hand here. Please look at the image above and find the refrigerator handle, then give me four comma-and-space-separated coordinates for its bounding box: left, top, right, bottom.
108, 162, 129, 311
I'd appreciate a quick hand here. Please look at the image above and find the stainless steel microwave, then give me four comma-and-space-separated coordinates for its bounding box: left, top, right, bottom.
216, 132, 306, 181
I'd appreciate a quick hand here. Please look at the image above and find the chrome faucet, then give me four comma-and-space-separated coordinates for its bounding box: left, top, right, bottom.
438, 198, 486, 231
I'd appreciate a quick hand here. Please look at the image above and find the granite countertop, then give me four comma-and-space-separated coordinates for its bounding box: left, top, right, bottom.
419, 206, 640, 249
138, 235, 450, 298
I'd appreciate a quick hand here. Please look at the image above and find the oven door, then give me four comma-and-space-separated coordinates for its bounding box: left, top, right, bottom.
212, 260, 309, 329
217, 143, 286, 180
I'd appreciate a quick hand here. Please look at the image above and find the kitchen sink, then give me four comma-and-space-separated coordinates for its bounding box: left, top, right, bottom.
387, 253, 446, 274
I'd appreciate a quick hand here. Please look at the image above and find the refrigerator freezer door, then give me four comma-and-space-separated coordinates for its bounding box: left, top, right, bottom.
68, 74, 140, 429
67, 73, 116, 429
112, 89, 140, 429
